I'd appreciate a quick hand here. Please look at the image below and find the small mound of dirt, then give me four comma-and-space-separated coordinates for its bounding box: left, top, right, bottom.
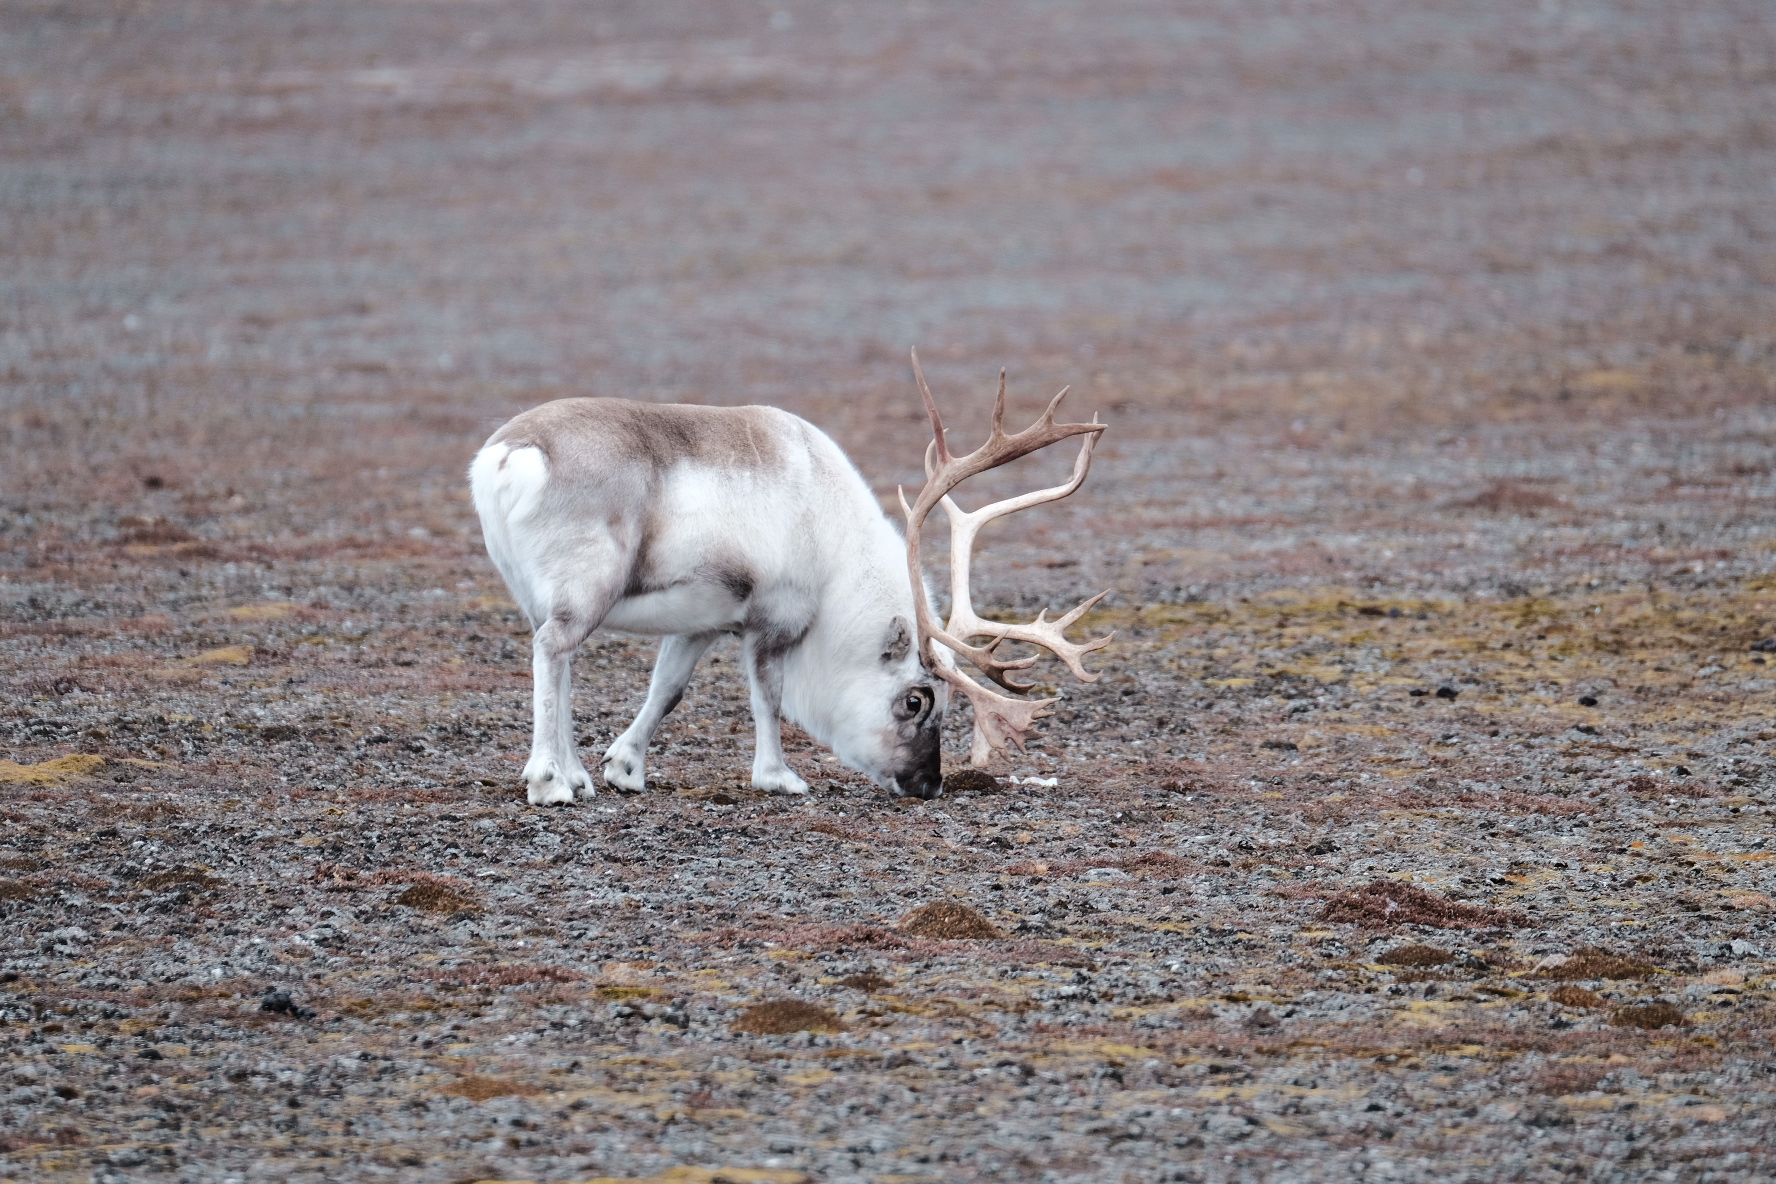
1319, 881, 1527, 931
943, 769, 1001, 795
393, 882, 479, 914
138, 868, 222, 893
1458, 479, 1568, 512
1540, 947, 1655, 981
455, 965, 585, 987
1530, 1061, 1608, 1096
0, 881, 38, 902
442, 1075, 544, 1102
1148, 759, 1230, 795
732, 1000, 845, 1035
1610, 1002, 1686, 1030
1375, 943, 1455, 967
838, 972, 890, 992
899, 901, 1001, 939
1549, 984, 1606, 1009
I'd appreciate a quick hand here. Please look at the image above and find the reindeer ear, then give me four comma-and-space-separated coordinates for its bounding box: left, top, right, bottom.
881, 616, 912, 663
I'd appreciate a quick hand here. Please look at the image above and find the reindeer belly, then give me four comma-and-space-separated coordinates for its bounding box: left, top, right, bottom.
600, 581, 746, 635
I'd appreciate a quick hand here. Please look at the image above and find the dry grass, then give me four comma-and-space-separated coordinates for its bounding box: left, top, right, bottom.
1610, 1003, 1688, 1030
1375, 944, 1456, 968
0, 754, 106, 785
441, 1075, 544, 1102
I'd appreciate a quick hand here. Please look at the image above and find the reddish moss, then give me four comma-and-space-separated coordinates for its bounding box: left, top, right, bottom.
1320, 881, 1527, 931
1549, 985, 1606, 1009
1541, 948, 1656, 981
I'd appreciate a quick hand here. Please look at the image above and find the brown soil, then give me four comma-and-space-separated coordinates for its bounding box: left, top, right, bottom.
943, 769, 1003, 795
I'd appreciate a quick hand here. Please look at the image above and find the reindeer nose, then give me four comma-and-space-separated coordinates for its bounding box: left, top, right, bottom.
904, 769, 945, 800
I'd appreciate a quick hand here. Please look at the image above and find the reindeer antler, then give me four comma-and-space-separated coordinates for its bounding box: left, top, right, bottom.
898, 350, 1113, 767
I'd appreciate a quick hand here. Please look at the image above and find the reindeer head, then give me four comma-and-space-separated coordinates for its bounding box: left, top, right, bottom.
792, 608, 951, 800
899, 351, 1113, 773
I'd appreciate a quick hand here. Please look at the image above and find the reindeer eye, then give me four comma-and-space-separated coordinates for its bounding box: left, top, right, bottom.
898, 688, 931, 720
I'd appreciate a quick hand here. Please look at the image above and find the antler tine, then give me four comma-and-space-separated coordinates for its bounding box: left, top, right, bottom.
909, 348, 951, 466
900, 356, 1111, 766
990, 368, 1007, 442
935, 428, 1113, 688
947, 675, 1055, 767
1035, 383, 1073, 430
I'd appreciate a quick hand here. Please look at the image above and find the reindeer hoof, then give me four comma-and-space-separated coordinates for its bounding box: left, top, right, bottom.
602, 754, 647, 795
754, 769, 810, 796
526, 779, 575, 807
522, 759, 577, 806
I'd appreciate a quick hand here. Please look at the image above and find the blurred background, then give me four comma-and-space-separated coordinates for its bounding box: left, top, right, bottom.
3, 0, 1773, 606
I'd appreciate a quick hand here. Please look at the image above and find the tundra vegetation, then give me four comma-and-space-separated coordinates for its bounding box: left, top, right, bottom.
2, 0, 1774, 1182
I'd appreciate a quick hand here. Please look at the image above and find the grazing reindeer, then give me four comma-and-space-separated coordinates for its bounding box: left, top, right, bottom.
469, 352, 1109, 805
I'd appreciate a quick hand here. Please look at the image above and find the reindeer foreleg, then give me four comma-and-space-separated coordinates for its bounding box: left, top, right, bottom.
743, 629, 809, 796
603, 630, 719, 794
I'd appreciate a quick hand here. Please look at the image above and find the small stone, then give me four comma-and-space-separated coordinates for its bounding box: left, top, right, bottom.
260, 988, 317, 1020
1578, 695, 1598, 707
1435, 685, 1459, 699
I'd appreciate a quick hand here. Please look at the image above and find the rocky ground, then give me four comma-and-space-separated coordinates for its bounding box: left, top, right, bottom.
3, 1, 1776, 1182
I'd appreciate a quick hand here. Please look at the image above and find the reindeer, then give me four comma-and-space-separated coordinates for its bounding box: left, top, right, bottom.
468, 352, 1111, 805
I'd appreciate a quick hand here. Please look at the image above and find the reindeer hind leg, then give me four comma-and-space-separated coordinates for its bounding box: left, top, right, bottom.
520, 558, 628, 806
